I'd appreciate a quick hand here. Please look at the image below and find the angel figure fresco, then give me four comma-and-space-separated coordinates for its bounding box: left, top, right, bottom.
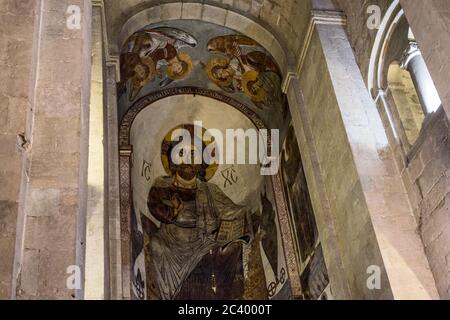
118, 27, 197, 101
204, 35, 287, 116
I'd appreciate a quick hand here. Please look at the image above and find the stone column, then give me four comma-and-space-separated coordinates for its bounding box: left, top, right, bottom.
400, 42, 442, 114
105, 60, 122, 300
284, 5, 438, 299
12, 0, 92, 299
283, 75, 351, 299
400, 0, 450, 122
84, 3, 105, 300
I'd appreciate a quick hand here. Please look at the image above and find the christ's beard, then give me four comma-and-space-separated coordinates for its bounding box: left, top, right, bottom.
177, 165, 198, 181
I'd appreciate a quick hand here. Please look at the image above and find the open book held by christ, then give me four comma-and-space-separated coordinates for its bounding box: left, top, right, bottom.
216, 218, 246, 244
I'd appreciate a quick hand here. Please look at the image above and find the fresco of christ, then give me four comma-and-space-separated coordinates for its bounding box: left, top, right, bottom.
141, 124, 251, 300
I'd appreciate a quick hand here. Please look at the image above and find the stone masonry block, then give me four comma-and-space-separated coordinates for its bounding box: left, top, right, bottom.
28, 188, 61, 217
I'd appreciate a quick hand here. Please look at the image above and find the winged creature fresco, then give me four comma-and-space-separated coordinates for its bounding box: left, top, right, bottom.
204, 35, 287, 116
118, 27, 198, 101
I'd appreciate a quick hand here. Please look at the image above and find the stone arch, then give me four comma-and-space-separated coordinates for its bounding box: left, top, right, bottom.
118, 88, 267, 147
367, 0, 407, 97
101, 4, 303, 297
366, 0, 414, 153
364, 0, 445, 299
367, 0, 442, 152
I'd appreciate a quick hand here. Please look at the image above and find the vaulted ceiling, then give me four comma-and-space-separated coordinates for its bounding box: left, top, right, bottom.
103, 0, 312, 57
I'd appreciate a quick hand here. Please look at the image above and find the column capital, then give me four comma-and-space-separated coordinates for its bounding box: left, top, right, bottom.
284, 9, 347, 92
399, 40, 442, 113
311, 10, 347, 26
92, 0, 104, 7
400, 41, 421, 70
295, 10, 347, 78
107, 55, 121, 81
281, 71, 299, 93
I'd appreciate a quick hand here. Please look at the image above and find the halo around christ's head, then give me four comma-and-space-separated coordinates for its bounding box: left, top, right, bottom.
160, 124, 219, 181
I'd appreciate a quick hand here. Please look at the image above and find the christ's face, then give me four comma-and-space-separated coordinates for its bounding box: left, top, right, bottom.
177, 164, 199, 181
173, 146, 202, 181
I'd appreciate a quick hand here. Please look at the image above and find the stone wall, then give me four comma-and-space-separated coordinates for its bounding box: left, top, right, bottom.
403, 110, 450, 298
290, 3, 438, 298
387, 63, 425, 145
297, 30, 392, 299
0, 0, 36, 299
334, 0, 449, 299
395, 0, 450, 299
9, 0, 92, 299
334, 0, 392, 80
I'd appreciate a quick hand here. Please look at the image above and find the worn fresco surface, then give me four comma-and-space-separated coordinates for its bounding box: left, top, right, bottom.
128, 96, 289, 300
280, 125, 331, 299
118, 20, 288, 130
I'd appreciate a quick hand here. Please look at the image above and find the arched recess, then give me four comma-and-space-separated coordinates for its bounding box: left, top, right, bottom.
117, 88, 301, 299
99, 4, 309, 299
367, 0, 417, 156
368, 0, 405, 96
368, 0, 443, 156
366, 0, 446, 300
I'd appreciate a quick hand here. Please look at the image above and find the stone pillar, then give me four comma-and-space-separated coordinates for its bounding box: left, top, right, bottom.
0, 0, 37, 299
400, 0, 450, 123
400, 42, 442, 114
84, 3, 105, 300
283, 75, 351, 299
284, 6, 438, 299
105, 61, 122, 300
12, 0, 92, 299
